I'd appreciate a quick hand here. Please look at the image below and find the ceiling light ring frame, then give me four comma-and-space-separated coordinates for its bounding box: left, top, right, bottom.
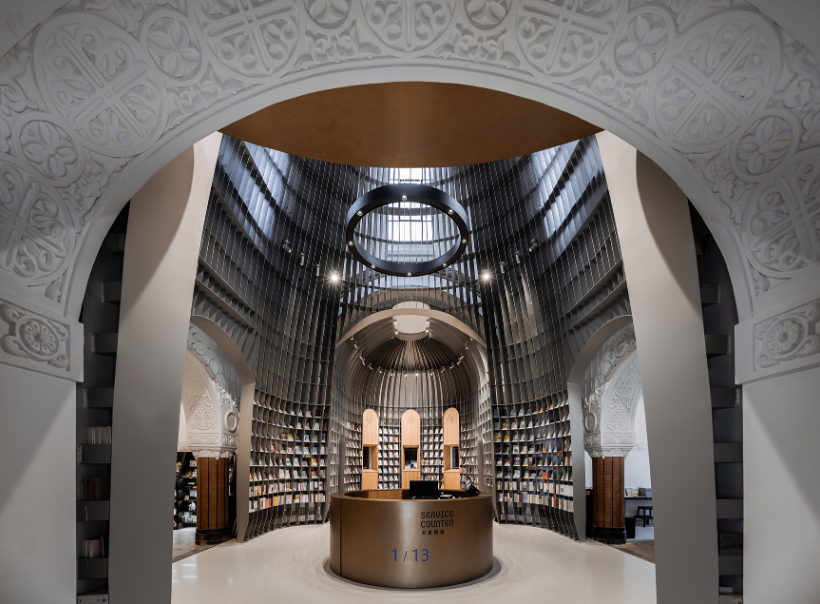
345, 183, 469, 277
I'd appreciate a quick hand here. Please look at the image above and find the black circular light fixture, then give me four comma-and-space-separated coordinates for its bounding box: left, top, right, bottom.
345, 183, 469, 277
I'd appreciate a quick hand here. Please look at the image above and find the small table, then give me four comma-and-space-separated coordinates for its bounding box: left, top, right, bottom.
636, 506, 653, 527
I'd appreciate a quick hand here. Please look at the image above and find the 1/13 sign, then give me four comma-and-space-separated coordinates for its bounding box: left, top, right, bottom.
392, 549, 429, 562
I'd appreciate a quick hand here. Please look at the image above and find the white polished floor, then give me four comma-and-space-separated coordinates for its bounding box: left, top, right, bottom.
172, 523, 656, 604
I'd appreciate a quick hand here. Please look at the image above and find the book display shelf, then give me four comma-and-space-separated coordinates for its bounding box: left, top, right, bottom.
493, 394, 577, 538
401, 410, 421, 488
246, 392, 329, 533
343, 419, 362, 491
175, 452, 197, 528
421, 427, 443, 487
75, 208, 128, 600
378, 426, 401, 489
361, 409, 378, 490
443, 408, 460, 490
477, 382, 495, 493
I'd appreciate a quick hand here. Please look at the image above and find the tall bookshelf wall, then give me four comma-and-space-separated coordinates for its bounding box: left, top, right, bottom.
473, 137, 628, 538
196, 137, 345, 540
200, 135, 626, 541
332, 380, 482, 491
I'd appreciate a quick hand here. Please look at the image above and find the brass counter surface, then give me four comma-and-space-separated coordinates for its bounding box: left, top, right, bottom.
329, 490, 493, 588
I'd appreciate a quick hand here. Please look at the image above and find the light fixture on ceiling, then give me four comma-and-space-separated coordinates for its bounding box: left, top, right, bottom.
448, 209, 454, 215
481, 270, 492, 282
348, 240, 353, 246
407, 273, 412, 277
329, 271, 340, 283
357, 210, 363, 216
401, 195, 407, 201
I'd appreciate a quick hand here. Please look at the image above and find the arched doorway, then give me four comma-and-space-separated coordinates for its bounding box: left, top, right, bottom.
2, 5, 820, 604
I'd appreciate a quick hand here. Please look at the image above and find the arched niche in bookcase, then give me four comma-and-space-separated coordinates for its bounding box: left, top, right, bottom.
443, 408, 461, 490
188, 316, 256, 543
401, 410, 421, 489
565, 315, 634, 542
362, 409, 379, 490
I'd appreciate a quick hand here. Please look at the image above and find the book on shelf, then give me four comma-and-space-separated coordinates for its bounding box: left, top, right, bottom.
82, 477, 110, 501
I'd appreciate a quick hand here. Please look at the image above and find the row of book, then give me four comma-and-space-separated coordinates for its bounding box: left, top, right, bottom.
249, 492, 326, 510
82, 537, 106, 559
496, 480, 574, 495
82, 477, 110, 501
496, 493, 575, 510
85, 426, 112, 445
249, 480, 324, 496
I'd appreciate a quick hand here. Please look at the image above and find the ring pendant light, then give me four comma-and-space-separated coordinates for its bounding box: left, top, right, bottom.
345, 183, 469, 277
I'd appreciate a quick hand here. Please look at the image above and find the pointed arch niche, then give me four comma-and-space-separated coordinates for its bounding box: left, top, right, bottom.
401, 410, 421, 489
443, 408, 460, 490
362, 409, 379, 490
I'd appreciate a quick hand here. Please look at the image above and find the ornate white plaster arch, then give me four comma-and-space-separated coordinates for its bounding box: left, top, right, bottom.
583, 326, 643, 458
182, 344, 238, 458
0, 2, 817, 380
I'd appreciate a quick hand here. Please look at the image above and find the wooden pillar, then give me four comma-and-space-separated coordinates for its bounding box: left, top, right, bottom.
592, 456, 625, 544
195, 457, 230, 545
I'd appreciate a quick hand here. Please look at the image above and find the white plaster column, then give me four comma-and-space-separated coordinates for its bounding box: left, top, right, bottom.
108, 133, 221, 603
742, 366, 820, 603
597, 132, 719, 604
0, 363, 76, 604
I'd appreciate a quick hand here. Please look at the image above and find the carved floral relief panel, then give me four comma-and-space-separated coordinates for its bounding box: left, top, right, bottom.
0, 0, 817, 320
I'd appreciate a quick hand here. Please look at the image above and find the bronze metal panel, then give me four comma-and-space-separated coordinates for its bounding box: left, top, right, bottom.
330, 495, 341, 575
220, 83, 601, 168
331, 491, 493, 588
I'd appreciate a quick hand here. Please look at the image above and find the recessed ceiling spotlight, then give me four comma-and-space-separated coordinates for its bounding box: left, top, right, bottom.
357, 210, 363, 216
348, 241, 353, 246
330, 272, 340, 283
448, 209, 454, 215
481, 271, 491, 282
407, 273, 412, 277
401, 195, 407, 201
443, 263, 447, 267
462, 238, 467, 244
371, 264, 375, 269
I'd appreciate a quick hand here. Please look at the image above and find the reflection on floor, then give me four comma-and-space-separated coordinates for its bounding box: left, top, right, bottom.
611, 526, 656, 564
172, 523, 656, 604
172, 528, 217, 563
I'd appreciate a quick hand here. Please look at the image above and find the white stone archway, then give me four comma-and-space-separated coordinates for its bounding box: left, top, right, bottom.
0, 1, 817, 337
181, 325, 239, 459
0, 3, 819, 603
583, 326, 643, 459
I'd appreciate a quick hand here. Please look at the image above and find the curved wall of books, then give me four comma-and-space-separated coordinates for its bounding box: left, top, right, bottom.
196, 134, 623, 541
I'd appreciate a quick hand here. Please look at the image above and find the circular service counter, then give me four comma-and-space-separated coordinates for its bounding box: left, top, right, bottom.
329, 489, 493, 588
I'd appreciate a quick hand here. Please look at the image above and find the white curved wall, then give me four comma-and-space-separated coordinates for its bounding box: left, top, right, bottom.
625, 396, 651, 491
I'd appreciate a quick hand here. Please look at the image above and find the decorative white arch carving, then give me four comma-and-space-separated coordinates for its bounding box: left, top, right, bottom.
181, 346, 238, 459
0, 0, 816, 330
583, 326, 644, 459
